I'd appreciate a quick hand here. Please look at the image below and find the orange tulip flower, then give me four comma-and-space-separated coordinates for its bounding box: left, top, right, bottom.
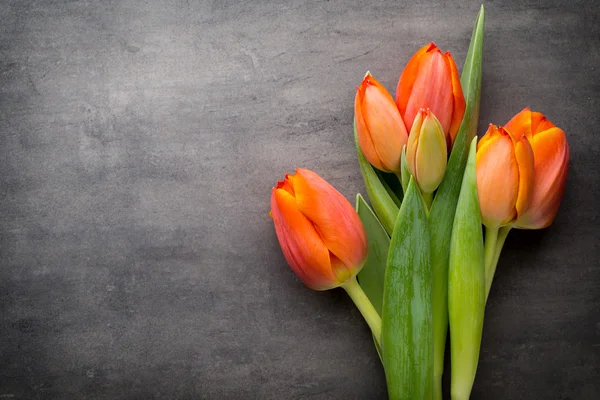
396, 42, 465, 148
270, 168, 368, 290
476, 124, 534, 228
504, 108, 570, 229
355, 72, 408, 173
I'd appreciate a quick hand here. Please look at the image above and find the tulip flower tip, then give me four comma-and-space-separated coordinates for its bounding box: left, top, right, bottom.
364, 70, 372, 79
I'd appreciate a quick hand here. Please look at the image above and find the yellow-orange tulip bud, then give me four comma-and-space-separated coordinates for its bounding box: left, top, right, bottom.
396, 42, 466, 149
504, 108, 570, 229
355, 72, 409, 173
476, 125, 534, 228
406, 109, 448, 195
270, 168, 368, 290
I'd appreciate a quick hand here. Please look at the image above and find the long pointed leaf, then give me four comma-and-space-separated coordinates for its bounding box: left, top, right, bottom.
356, 194, 389, 363
448, 137, 485, 400
429, 5, 485, 394
356, 194, 390, 316
382, 177, 432, 400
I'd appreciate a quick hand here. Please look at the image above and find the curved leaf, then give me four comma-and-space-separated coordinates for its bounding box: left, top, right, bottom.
356, 194, 390, 316
448, 137, 485, 400
429, 6, 485, 394
382, 177, 432, 400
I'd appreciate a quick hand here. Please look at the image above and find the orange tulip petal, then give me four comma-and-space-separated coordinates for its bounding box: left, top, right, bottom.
513, 135, 535, 218
355, 74, 407, 172
535, 118, 556, 134
515, 127, 569, 229
477, 124, 496, 151
355, 80, 386, 171
396, 43, 434, 117
403, 48, 453, 135
276, 174, 296, 196
505, 108, 557, 141
444, 52, 466, 145
476, 127, 519, 228
505, 107, 533, 139
271, 187, 336, 290
530, 111, 555, 134
361, 76, 407, 172
293, 169, 368, 272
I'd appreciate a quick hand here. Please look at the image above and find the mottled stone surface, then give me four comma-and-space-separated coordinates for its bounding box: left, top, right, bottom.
1, 0, 598, 399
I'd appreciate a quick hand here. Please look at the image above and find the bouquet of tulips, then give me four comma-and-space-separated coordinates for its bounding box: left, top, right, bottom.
269, 6, 570, 400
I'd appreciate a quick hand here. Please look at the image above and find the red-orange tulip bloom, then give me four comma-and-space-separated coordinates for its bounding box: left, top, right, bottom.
270, 168, 368, 290
396, 42, 465, 148
476, 125, 534, 228
355, 72, 408, 173
504, 108, 570, 229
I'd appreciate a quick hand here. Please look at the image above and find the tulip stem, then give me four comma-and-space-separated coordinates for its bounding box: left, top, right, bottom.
483, 226, 498, 279
485, 226, 511, 301
342, 276, 382, 348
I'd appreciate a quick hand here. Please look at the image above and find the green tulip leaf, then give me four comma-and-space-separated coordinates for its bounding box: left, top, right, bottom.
429, 5, 485, 394
382, 177, 432, 400
356, 194, 390, 317
448, 137, 485, 399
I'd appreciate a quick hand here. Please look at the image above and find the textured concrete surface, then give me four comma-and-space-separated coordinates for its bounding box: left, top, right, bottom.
1, 0, 599, 399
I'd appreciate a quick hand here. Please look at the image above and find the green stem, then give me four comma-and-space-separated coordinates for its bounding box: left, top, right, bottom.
423, 191, 434, 210
483, 226, 499, 281
485, 226, 511, 301
342, 276, 382, 348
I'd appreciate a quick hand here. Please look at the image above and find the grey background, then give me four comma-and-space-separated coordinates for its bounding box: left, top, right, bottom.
1, 0, 598, 399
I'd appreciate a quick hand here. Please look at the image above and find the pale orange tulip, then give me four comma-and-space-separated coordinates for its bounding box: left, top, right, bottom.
476, 125, 534, 228
355, 72, 408, 173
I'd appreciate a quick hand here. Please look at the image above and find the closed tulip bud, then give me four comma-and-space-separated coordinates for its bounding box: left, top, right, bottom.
504, 108, 570, 229
406, 108, 448, 196
396, 43, 466, 149
476, 124, 534, 229
270, 168, 368, 290
355, 72, 409, 174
